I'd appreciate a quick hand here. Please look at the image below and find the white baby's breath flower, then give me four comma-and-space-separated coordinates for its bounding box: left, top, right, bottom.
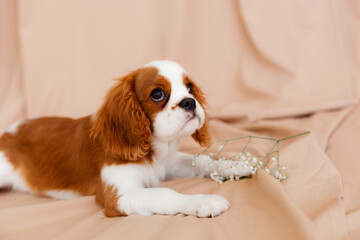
192, 132, 309, 183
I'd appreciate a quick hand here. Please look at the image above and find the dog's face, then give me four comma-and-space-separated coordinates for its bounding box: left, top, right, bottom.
91, 60, 210, 160
137, 61, 206, 141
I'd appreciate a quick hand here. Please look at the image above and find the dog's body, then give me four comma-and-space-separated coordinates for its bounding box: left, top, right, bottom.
0, 61, 250, 217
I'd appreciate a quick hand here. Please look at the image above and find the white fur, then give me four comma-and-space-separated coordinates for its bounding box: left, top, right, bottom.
45, 190, 81, 200
5, 121, 22, 135
0, 151, 31, 193
101, 162, 165, 193
118, 187, 229, 217
144, 60, 187, 78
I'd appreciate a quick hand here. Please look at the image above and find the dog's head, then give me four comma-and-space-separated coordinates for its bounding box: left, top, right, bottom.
91, 60, 210, 160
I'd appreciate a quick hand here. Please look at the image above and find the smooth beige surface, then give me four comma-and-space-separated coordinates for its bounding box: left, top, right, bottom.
0, 0, 359, 239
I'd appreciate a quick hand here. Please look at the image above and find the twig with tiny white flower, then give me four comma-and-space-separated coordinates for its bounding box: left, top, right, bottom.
192, 131, 310, 184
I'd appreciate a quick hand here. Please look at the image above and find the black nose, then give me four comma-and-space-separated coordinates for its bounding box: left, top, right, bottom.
179, 98, 196, 111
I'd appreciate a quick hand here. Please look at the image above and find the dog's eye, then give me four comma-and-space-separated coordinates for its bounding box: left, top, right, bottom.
151, 88, 166, 102
187, 83, 193, 94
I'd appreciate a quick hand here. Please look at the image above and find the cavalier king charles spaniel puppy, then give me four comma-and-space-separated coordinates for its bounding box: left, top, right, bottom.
0, 60, 250, 217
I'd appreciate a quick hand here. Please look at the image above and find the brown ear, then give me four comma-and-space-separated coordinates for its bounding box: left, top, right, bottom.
90, 71, 151, 160
192, 114, 211, 147
190, 79, 211, 147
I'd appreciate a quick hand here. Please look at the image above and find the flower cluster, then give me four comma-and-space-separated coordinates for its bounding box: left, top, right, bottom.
192, 132, 309, 184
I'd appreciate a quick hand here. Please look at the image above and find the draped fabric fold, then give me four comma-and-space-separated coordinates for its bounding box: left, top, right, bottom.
0, 0, 359, 239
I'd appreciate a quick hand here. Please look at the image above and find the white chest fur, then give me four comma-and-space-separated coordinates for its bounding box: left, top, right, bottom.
101, 139, 179, 195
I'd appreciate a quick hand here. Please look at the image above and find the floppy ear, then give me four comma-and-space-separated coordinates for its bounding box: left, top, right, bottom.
190, 80, 211, 147
192, 114, 211, 147
90, 70, 151, 160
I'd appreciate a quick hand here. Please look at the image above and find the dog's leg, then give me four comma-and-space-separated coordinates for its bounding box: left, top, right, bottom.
165, 152, 208, 178
99, 163, 229, 217
118, 187, 229, 217
166, 152, 253, 179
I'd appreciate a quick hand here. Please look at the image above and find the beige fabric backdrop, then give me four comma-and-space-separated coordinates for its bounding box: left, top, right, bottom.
0, 0, 359, 239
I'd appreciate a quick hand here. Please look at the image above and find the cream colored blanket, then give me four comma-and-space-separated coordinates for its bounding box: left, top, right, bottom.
0, 1, 359, 239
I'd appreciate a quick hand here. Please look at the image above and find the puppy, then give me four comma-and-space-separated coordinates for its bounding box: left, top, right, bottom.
0, 60, 247, 217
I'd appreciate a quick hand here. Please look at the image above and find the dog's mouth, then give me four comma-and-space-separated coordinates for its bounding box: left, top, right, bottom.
187, 113, 202, 130
180, 112, 200, 129
185, 112, 198, 122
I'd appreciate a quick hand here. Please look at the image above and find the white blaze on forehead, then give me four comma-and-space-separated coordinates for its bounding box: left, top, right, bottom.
144, 60, 190, 105
144, 60, 186, 77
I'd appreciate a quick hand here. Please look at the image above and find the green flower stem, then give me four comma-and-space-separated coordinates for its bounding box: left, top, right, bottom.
263, 141, 279, 163
213, 141, 228, 158
249, 136, 278, 141
197, 131, 310, 157
276, 142, 280, 166
278, 131, 310, 142
241, 136, 252, 152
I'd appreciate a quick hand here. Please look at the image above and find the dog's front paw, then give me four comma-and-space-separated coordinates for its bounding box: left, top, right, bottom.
184, 194, 230, 218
